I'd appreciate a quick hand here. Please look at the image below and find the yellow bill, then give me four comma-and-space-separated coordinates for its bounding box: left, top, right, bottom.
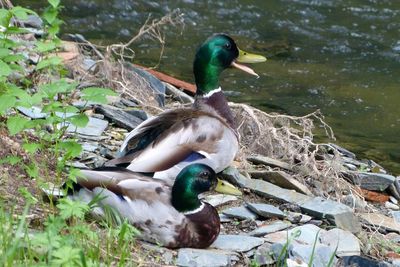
231, 48, 267, 78
215, 179, 242, 196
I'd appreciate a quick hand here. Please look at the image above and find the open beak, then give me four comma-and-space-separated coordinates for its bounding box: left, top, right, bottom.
215, 179, 242, 196
231, 48, 267, 78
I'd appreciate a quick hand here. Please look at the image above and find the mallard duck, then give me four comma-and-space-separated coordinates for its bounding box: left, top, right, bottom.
106, 34, 266, 184
69, 163, 231, 248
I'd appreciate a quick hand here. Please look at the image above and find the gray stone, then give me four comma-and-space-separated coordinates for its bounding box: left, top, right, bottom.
287, 212, 312, 224
125, 109, 148, 121
344, 163, 357, 171
392, 211, 400, 224
247, 155, 291, 170
81, 142, 99, 152
222, 206, 258, 220
82, 58, 97, 71
288, 224, 326, 245
164, 82, 194, 104
329, 143, 356, 158
176, 248, 236, 267
17, 106, 46, 119
125, 63, 165, 107
354, 172, 395, 191
221, 166, 250, 188
211, 234, 265, 252
360, 213, 400, 233
320, 228, 360, 257
343, 194, 367, 210
390, 196, 398, 205
253, 243, 276, 266
64, 117, 108, 136
246, 203, 285, 219
243, 179, 361, 233
290, 243, 337, 267
219, 213, 232, 223
386, 201, 399, 210
203, 194, 238, 207
94, 105, 143, 131
340, 256, 391, 267
249, 221, 291, 237
24, 15, 43, 29
248, 170, 313, 196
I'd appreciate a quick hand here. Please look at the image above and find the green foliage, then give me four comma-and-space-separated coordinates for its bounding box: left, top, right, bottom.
0, 2, 145, 266
57, 198, 90, 220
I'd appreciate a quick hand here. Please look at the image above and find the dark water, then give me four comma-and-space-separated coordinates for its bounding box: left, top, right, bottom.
16, 0, 400, 174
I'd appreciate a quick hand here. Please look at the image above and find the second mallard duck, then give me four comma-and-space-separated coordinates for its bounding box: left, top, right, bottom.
106, 34, 266, 184
70, 163, 227, 248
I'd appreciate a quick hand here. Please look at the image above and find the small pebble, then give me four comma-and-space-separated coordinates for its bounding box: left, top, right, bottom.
385, 201, 399, 210
390, 196, 398, 205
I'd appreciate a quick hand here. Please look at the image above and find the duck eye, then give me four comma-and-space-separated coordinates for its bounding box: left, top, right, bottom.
224, 43, 231, 50
200, 171, 209, 178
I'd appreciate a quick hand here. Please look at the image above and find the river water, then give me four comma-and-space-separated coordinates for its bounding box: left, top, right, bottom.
16, 0, 400, 174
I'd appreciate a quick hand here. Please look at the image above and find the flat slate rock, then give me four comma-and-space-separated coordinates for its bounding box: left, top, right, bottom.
94, 104, 144, 131
247, 155, 292, 170
164, 82, 194, 104
211, 234, 265, 252
355, 172, 395, 191
246, 203, 285, 219
320, 228, 360, 257
177, 248, 236, 267
17, 106, 47, 119
339, 256, 391, 267
222, 206, 257, 220
65, 117, 108, 136
221, 166, 250, 188
248, 170, 313, 196
125, 63, 165, 107
249, 220, 291, 237
289, 243, 337, 267
253, 243, 276, 266
243, 178, 361, 233
203, 194, 238, 207
360, 213, 400, 233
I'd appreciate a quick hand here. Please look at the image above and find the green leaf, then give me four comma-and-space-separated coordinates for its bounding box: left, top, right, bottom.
23, 142, 42, 154
10, 6, 35, 20
0, 60, 12, 77
68, 113, 89, 128
7, 115, 29, 135
18, 187, 38, 204
48, 0, 61, 8
51, 246, 81, 266
36, 56, 62, 70
0, 48, 11, 58
4, 26, 29, 34
39, 79, 77, 99
0, 155, 21, 165
57, 198, 89, 220
42, 7, 57, 24
0, 9, 11, 27
59, 141, 82, 158
25, 162, 39, 179
2, 54, 24, 63
81, 87, 118, 104
0, 94, 16, 114
36, 40, 57, 53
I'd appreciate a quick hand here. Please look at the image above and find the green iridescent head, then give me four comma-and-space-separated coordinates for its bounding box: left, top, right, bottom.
193, 34, 266, 95
171, 164, 217, 212
171, 164, 242, 212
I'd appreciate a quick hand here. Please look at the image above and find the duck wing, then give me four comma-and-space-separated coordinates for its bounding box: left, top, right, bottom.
74, 167, 171, 204
105, 108, 234, 173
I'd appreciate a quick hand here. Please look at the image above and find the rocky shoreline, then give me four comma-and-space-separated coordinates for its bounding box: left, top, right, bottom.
5, 14, 400, 267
